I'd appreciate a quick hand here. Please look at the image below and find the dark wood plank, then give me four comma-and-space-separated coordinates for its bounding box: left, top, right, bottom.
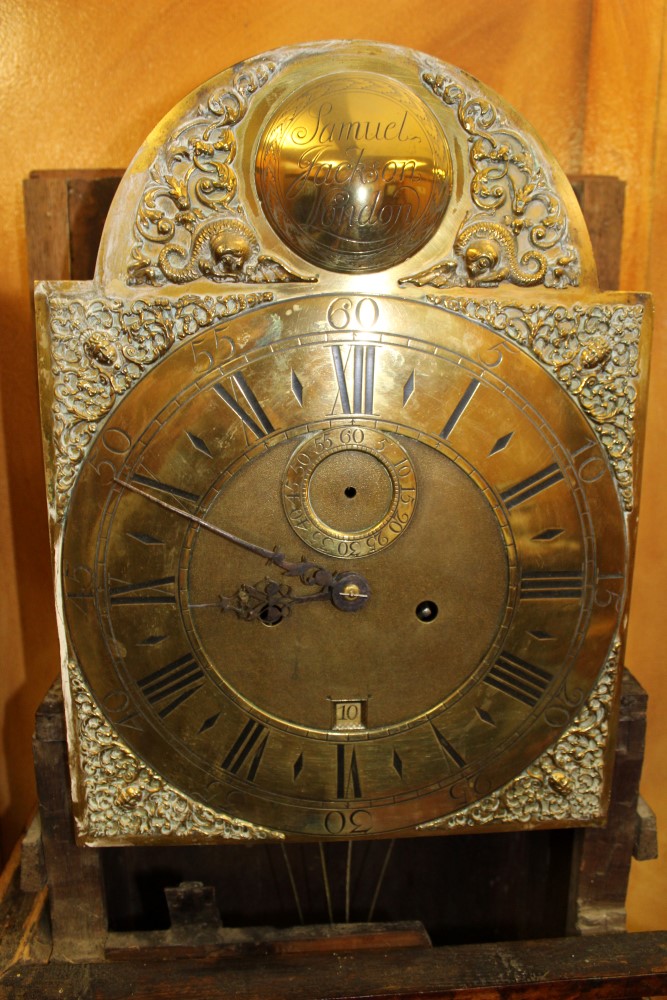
568, 671, 648, 933
3, 932, 667, 1000
23, 174, 72, 293
23, 169, 123, 295
570, 174, 625, 290
105, 920, 432, 961
32, 683, 106, 962
67, 175, 123, 279
0, 836, 49, 975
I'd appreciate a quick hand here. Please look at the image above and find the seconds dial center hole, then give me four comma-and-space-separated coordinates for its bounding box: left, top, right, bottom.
344, 486, 357, 499
416, 601, 439, 623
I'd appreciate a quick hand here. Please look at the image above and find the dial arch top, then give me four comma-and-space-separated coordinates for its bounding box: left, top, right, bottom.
96, 41, 597, 293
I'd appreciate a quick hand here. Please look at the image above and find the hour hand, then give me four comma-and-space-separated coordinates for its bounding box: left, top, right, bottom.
218, 572, 371, 625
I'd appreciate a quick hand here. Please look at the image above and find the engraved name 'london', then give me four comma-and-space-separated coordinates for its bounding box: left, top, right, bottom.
284, 143, 422, 237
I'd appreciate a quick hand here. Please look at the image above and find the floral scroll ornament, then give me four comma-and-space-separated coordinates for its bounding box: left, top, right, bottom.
426, 296, 643, 510
48, 292, 273, 515
127, 59, 314, 287
69, 664, 277, 841
402, 73, 580, 290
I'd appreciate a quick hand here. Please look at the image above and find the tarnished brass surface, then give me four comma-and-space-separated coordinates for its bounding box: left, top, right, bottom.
282, 426, 417, 557
256, 72, 451, 272
59, 294, 627, 839
34, 42, 650, 844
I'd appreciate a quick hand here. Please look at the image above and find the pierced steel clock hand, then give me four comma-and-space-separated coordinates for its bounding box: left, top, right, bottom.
115, 477, 370, 611
217, 579, 330, 624
215, 572, 370, 624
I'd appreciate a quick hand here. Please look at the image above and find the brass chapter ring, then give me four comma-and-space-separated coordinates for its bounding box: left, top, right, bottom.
282, 426, 417, 559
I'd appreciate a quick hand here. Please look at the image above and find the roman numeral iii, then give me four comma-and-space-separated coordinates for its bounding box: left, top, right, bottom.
520, 570, 584, 600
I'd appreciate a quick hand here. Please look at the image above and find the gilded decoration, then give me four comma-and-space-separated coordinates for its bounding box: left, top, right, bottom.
427, 296, 642, 509
69, 664, 276, 841
401, 72, 580, 290
128, 60, 313, 287
48, 292, 272, 514
422, 644, 619, 831
255, 71, 452, 273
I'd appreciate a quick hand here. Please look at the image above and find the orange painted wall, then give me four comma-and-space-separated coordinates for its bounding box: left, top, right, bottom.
0, 0, 664, 930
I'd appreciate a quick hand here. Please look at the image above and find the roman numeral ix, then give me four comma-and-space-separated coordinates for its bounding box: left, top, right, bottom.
109, 576, 176, 606
131, 474, 200, 504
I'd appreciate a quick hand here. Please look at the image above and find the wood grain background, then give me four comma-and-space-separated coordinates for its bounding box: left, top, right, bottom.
0, 0, 664, 931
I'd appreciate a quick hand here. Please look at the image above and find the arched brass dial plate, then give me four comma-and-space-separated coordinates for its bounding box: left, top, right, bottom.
61, 294, 626, 839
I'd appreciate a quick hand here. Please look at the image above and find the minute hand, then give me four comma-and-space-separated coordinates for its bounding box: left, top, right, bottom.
115, 476, 331, 585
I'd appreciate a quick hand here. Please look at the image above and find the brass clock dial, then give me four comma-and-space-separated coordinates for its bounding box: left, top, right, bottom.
61, 294, 625, 839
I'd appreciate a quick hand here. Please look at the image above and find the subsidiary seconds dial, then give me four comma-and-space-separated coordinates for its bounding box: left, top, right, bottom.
61, 295, 626, 839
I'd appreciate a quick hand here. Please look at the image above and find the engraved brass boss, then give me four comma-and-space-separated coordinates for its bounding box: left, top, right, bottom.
256, 73, 452, 272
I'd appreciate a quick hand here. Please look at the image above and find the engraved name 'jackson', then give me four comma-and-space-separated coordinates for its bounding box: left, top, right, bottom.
283, 101, 427, 238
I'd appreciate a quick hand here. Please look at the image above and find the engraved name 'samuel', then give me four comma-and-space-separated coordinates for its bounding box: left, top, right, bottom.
285, 101, 423, 234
